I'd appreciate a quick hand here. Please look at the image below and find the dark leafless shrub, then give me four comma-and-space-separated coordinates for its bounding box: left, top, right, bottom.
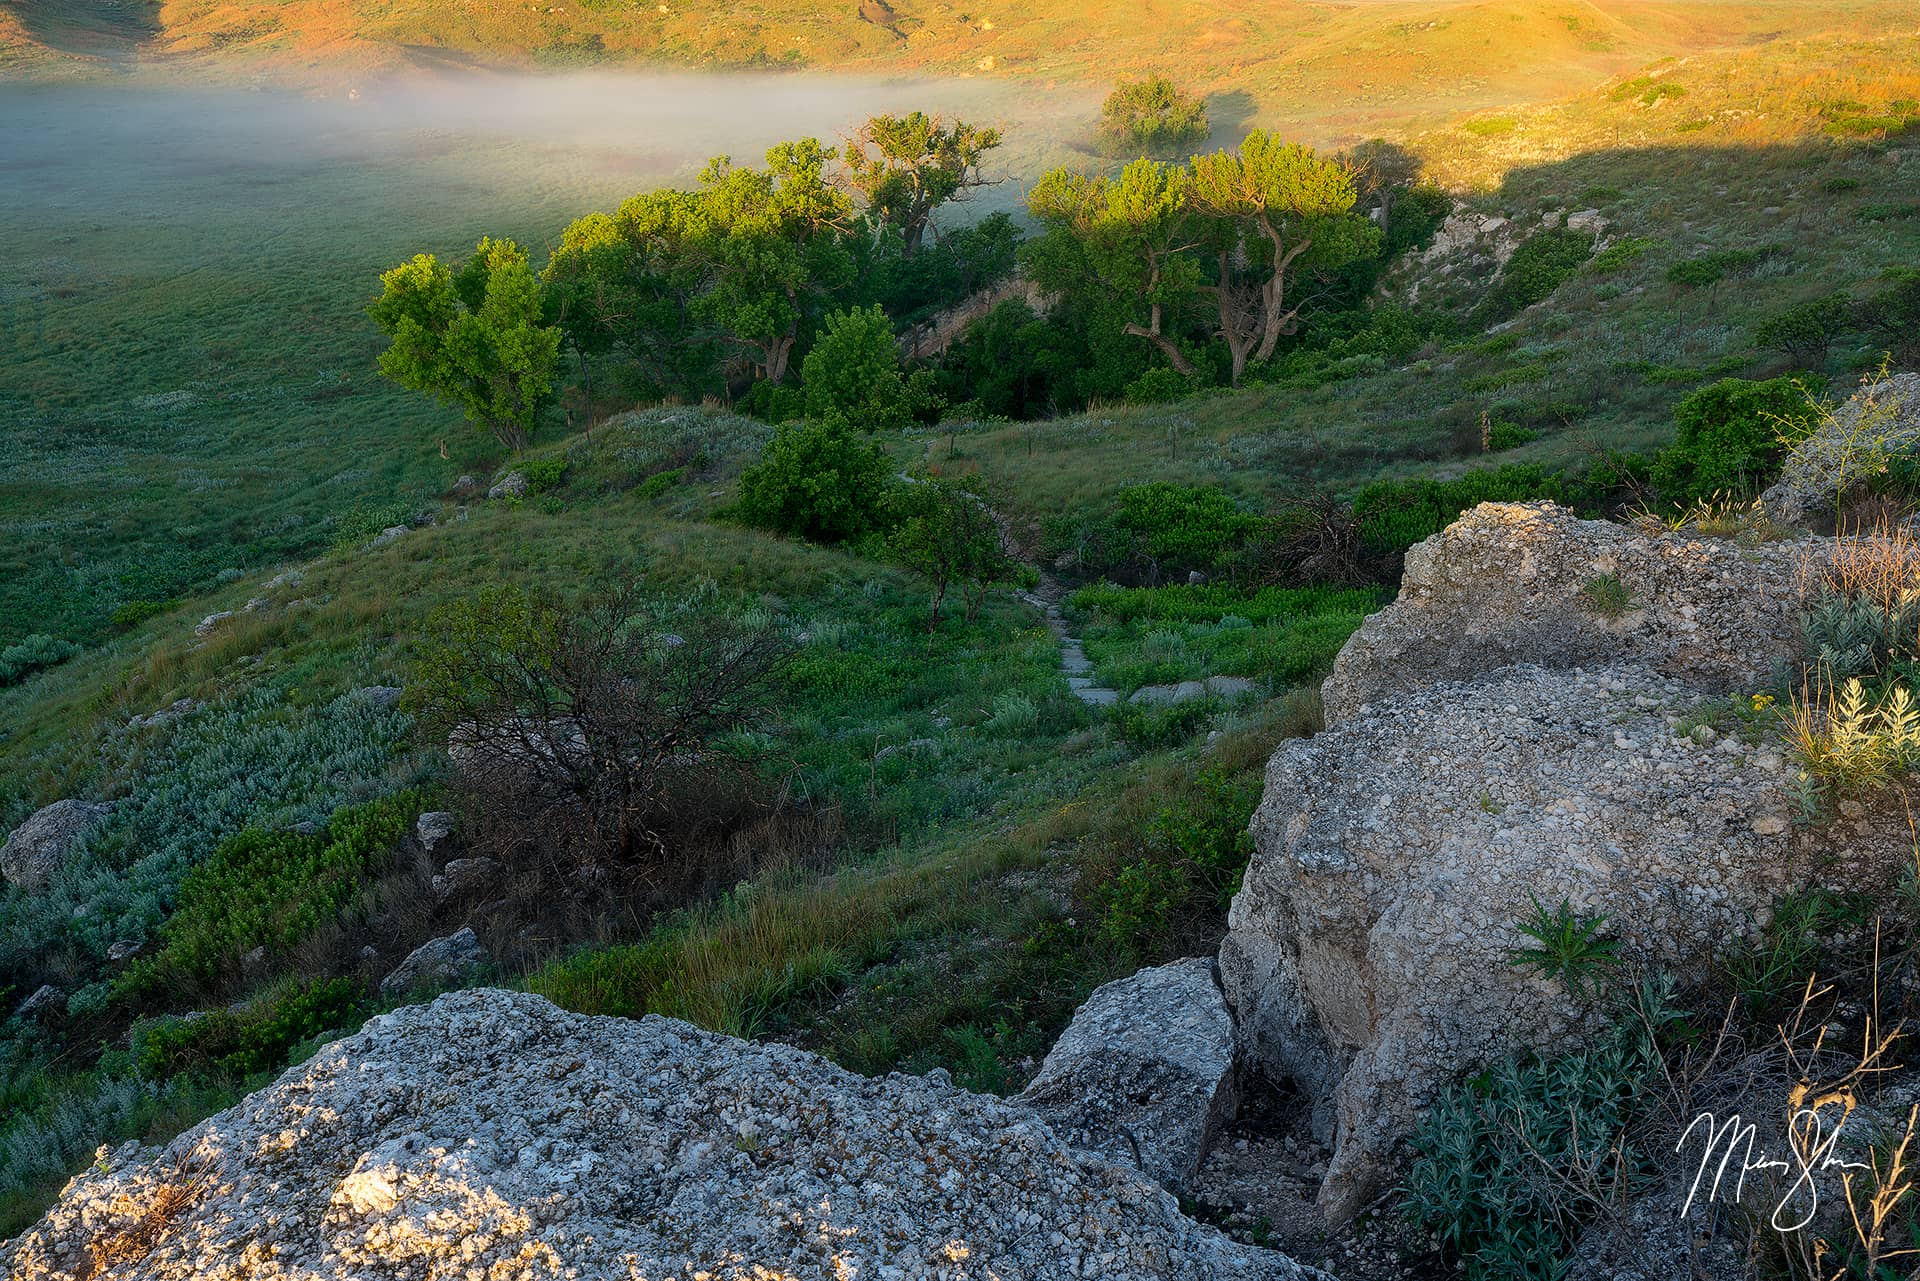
1245, 489, 1372, 586
409, 581, 791, 909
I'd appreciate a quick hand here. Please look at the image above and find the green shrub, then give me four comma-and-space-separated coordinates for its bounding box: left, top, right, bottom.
1665, 245, 1781, 288
519, 456, 567, 492
1610, 76, 1686, 106
132, 976, 364, 1080
1857, 273, 1920, 366
1478, 230, 1594, 320
1108, 699, 1214, 748
0, 634, 80, 687
330, 497, 421, 550
735, 420, 897, 543
1352, 464, 1567, 559
1753, 293, 1853, 364
1123, 366, 1196, 405
1649, 375, 1810, 505
1095, 769, 1258, 956
1112, 483, 1261, 574
802, 305, 919, 430
109, 599, 174, 629
1484, 420, 1537, 451
1460, 116, 1516, 138
1097, 76, 1210, 155
637, 468, 684, 498
118, 793, 420, 998
1857, 202, 1920, 223
1404, 1007, 1666, 1281
1586, 236, 1659, 274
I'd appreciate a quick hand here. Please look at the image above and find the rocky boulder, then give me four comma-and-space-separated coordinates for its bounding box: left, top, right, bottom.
0, 989, 1326, 1281
487, 470, 529, 500
1019, 958, 1238, 1196
415, 809, 455, 851
1321, 502, 1808, 726
1, 799, 111, 892
1221, 661, 1909, 1222
13, 984, 66, 1022
1762, 372, 1920, 528
378, 927, 489, 996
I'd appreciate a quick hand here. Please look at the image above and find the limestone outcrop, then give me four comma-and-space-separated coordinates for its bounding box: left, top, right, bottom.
1222, 662, 1910, 1221
1762, 372, 1920, 528
1, 799, 111, 892
1320, 502, 1808, 725
3, 988, 1327, 1281
1019, 958, 1238, 1196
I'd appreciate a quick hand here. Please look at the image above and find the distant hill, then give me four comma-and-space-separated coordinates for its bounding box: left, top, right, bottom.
7, 1, 1918, 133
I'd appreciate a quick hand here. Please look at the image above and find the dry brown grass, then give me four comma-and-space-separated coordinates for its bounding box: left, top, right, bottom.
72, 1158, 218, 1281
1803, 520, 1920, 615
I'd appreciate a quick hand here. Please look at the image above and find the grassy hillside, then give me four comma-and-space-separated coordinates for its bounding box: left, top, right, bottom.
9, 0, 1917, 134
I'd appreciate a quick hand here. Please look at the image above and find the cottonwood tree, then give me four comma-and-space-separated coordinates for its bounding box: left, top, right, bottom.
1188, 133, 1379, 384
694, 139, 856, 385
370, 237, 563, 452
542, 201, 719, 402
1026, 158, 1202, 377
844, 112, 1003, 256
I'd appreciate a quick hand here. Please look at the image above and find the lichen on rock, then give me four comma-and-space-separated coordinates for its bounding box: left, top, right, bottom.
2, 988, 1328, 1280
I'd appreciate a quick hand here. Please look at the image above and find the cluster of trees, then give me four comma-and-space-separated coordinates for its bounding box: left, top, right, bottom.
369, 97, 1441, 452
1024, 131, 1383, 388
370, 111, 1008, 451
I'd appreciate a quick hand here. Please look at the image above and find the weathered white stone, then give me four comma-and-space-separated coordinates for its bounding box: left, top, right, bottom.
1763, 373, 1920, 528
1222, 661, 1911, 1222
0, 989, 1326, 1281
1019, 958, 1238, 1194
378, 927, 489, 996
1321, 501, 1809, 725
2, 800, 111, 892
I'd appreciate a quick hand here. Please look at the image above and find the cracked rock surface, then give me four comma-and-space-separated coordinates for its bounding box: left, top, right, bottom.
1320, 502, 1809, 726
2, 988, 1328, 1281
1020, 957, 1238, 1196
1222, 661, 1910, 1222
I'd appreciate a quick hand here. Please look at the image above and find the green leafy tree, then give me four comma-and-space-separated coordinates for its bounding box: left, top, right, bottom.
1188, 133, 1380, 384
693, 139, 856, 386
1754, 292, 1853, 366
803, 304, 916, 428
885, 472, 1011, 628
845, 112, 1003, 257
1098, 76, 1210, 155
370, 236, 562, 452
1027, 158, 1202, 376
1855, 273, 1920, 367
543, 199, 721, 403
736, 420, 896, 543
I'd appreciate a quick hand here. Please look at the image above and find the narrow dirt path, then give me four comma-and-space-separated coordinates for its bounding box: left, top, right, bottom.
1019, 571, 1120, 708
988, 504, 1120, 707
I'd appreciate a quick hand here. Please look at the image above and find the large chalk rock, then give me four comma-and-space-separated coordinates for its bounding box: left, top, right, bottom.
1, 988, 1326, 1280
1221, 662, 1907, 1222
1, 800, 111, 892
1321, 502, 1807, 727
1019, 957, 1238, 1195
